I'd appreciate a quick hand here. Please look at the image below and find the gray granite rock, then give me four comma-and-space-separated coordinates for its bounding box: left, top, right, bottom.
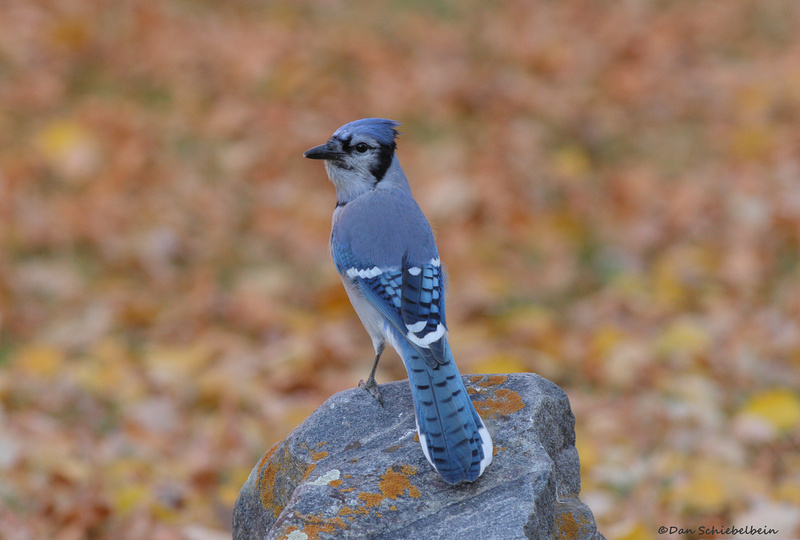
234, 373, 604, 540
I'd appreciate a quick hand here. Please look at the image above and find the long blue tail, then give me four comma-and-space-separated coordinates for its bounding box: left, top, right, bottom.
393, 333, 493, 484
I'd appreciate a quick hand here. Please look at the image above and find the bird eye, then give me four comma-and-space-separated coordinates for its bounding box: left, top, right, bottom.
355, 143, 369, 153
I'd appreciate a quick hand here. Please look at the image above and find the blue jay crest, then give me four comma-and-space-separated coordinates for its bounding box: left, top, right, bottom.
305, 118, 492, 485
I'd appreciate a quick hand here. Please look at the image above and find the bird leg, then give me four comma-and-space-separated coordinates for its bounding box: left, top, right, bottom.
359, 344, 384, 406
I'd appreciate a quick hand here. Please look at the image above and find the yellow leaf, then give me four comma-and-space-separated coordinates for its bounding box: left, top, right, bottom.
590, 325, 626, 359
574, 432, 598, 473
666, 460, 762, 514
553, 145, 591, 180
686, 473, 725, 512
741, 388, 800, 433
105, 458, 153, 485
36, 119, 100, 182
475, 353, 528, 374
145, 345, 214, 387
151, 499, 180, 523
72, 339, 146, 402
652, 258, 685, 307
113, 485, 149, 516
655, 319, 710, 359
730, 126, 771, 160
218, 481, 243, 507
14, 345, 64, 379
38, 120, 87, 157
669, 466, 726, 513
502, 305, 555, 336
654, 451, 689, 478
776, 480, 800, 506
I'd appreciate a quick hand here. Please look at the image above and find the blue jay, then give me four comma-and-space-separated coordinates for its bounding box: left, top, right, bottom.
304, 118, 492, 484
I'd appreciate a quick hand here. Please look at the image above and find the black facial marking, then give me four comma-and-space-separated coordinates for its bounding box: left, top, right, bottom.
336, 134, 395, 182
370, 143, 395, 183
327, 136, 353, 169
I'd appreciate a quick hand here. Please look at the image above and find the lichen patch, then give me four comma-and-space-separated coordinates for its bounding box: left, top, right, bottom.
473, 388, 525, 419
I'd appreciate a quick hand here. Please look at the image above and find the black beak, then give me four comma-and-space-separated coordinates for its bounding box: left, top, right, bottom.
303, 142, 344, 160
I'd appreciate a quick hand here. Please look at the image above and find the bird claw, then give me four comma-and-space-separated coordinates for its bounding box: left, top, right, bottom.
358, 378, 383, 406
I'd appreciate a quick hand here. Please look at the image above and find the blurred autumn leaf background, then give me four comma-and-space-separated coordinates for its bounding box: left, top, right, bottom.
2, 0, 800, 539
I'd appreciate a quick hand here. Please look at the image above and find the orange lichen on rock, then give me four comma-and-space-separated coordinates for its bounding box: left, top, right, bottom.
338, 506, 368, 516
304, 468, 420, 531
400, 465, 417, 475
256, 444, 316, 518
292, 512, 347, 540
378, 467, 421, 499
256, 444, 283, 518
473, 388, 525, 419
355, 465, 421, 510
311, 450, 328, 461
554, 500, 594, 540
472, 375, 509, 387
281, 525, 299, 538
257, 443, 280, 476
339, 506, 369, 516
357, 492, 384, 508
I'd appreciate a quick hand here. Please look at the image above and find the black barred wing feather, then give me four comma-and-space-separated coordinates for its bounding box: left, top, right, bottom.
349, 266, 404, 311
336, 256, 448, 368
399, 261, 447, 367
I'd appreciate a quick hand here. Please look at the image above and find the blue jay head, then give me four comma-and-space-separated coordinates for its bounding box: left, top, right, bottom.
304, 118, 403, 200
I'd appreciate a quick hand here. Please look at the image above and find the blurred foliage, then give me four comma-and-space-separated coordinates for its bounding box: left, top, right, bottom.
1, 0, 800, 538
